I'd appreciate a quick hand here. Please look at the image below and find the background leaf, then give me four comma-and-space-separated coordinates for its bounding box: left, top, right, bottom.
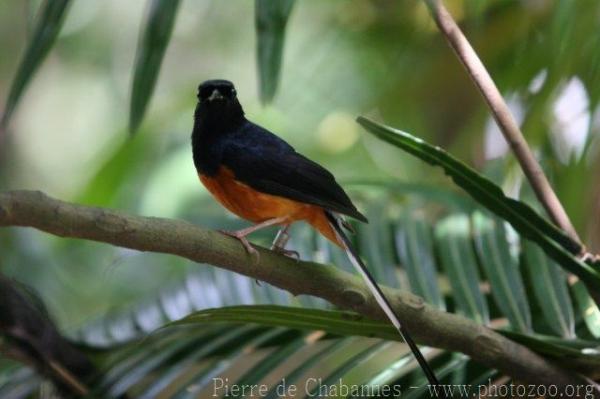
473, 212, 532, 333
170, 327, 287, 398
305, 341, 391, 398
395, 214, 445, 309
263, 337, 350, 399
435, 214, 490, 324
3, 1, 600, 396
1, 0, 71, 129
499, 330, 600, 365
171, 305, 400, 342
129, 0, 181, 133
255, 0, 295, 104
572, 281, 600, 339
523, 241, 575, 338
357, 116, 600, 292
357, 201, 400, 288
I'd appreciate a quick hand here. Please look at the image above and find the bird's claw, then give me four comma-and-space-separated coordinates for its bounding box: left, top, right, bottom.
273, 247, 300, 261
219, 230, 260, 264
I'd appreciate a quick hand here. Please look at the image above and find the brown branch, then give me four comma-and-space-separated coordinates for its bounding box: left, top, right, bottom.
0, 274, 93, 396
423, 0, 581, 247
0, 190, 596, 389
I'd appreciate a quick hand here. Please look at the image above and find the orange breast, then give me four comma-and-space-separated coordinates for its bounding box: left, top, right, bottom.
199, 167, 311, 223
199, 166, 342, 246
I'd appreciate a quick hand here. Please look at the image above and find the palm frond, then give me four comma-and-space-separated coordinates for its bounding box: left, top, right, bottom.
3, 193, 598, 397
1, 0, 72, 129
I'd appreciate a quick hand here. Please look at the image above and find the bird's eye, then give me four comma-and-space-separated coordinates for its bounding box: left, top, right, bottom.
231, 88, 236, 96
199, 87, 211, 100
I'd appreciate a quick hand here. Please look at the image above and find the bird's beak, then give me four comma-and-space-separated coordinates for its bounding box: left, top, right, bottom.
208, 89, 225, 101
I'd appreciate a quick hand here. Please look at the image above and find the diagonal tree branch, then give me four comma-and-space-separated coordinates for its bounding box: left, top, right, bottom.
0, 190, 596, 389
423, 0, 582, 247
0, 274, 94, 396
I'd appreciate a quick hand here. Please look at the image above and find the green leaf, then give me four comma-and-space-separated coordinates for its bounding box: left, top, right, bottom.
168, 305, 600, 368
347, 180, 476, 212
263, 338, 351, 399
523, 241, 575, 338
435, 214, 490, 324
76, 133, 154, 206
402, 354, 470, 399
472, 213, 532, 333
305, 341, 391, 398
100, 329, 212, 396
356, 352, 416, 395
395, 215, 445, 309
0, 368, 39, 399
172, 328, 292, 398
357, 202, 400, 288
1, 0, 72, 129
499, 330, 600, 364
572, 281, 600, 338
226, 335, 309, 398
357, 116, 600, 292
129, 0, 181, 133
255, 0, 295, 103
170, 305, 401, 342
138, 325, 261, 398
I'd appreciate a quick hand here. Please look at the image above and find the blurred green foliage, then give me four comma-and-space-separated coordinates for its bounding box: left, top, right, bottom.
1, 0, 600, 393
0, 0, 599, 335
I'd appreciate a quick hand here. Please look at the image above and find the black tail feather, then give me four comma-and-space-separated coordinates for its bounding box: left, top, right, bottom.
325, 211, 440, 388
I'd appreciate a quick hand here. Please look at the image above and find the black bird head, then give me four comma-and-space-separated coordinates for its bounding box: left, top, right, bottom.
194, 79, 245, 134
197, 79, 238, 103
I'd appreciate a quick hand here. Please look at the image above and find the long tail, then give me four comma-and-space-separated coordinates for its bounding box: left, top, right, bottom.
325, 211, 440, 387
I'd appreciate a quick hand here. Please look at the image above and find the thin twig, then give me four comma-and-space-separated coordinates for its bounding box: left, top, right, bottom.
48, 361, 89, 396
423, 0, 581, 247
0, 190, 596, 388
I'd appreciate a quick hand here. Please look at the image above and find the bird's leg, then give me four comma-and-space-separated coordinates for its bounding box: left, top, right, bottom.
271, 224, 299, 259
220, 217, 287, 259
271, 224, 291, 249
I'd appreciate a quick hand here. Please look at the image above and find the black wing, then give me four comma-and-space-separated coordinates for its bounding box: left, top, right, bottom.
220, 122, 367, 222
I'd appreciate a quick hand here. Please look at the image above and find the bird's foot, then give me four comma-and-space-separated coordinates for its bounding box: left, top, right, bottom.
272, 246, 300, 260
219, 230, 260, 263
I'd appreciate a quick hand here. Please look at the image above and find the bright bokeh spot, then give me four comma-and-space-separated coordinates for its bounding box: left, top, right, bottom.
552, 77, 590, 163
484, 94, 524, 160
316, 111, 359, 153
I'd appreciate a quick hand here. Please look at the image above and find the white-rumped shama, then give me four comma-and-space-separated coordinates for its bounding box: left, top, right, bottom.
191, 79, 440, 388
192, 79, 366, 254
